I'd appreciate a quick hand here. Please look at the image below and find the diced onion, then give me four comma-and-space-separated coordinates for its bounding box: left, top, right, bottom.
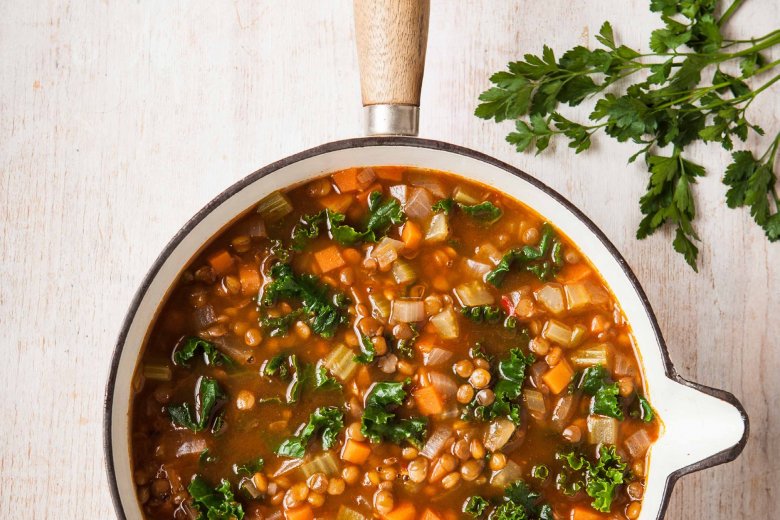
408, 170, 447, 198
625, 429, 652, 458
534, 283, 566, 315
587, 415, 619, 445
247, 218, 267, 238
423, 347, 453, 366
529, 361, 549, 389
300, 451, 339, 478
570, 344, 611, 369
391, 298, 426, 323
475, 243, 503, 265
464, 258, 492, 278
421, 426, 451, 459
427, 371, 457, 401
324, 344, 359, 381
424, 213, 450, 243
523, 389, 547, 417
430, 307, 459, 339
551, 394, 577, 432
214, 340, 254, 364
392, 259, 417, 285
404, 187, 434, 221
452, 185, 481, 205
614, 354, 636, 377
371, 237, 404, 270
490, 459, 523, 488
175, 437, 207, 458
256, 190, 293, 222
336, 506, 369, 520
454, 281, 495, 306
564, 282, 592, 311
542, 319, 573, 347
356, 167, 376, 188
484, 418, 516, 452
389, 184, 409, 204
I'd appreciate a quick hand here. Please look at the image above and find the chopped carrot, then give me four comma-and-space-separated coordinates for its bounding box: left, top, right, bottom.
570, 506, 606, 520
414, 385, 445, 415
314, 245, 346, 273
382, 502, 416, 520
284, 505, 314, 520
207, 249, 234, 275
332, 167, 361, 192
543, 359, 574, 394
560, 263, 592, 283
420, 509, 444, 520
401, 221, 423, 251
375, 166, 405, 181
355, 365, 372, 389
319, 193, 354, 213
341, 438, 371, 464
358, 183, 383, 206
238, 265, 260, 296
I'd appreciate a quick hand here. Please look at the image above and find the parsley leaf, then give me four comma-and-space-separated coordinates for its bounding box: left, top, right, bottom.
261, 263, 349, 338
361, 381, 428, 448
276, 406, 344, 458
188, 476, 244, 520
167, 376, 226, 433
173, 337, 232, 367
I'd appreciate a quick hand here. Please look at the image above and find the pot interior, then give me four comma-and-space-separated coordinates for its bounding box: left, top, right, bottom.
107, 138, 746, 519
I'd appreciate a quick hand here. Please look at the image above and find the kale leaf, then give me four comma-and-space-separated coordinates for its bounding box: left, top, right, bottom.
464, 495, 489, 517
461, 305, 506, 323
354, 334, 377, 364
188, 476, 244, 520
361, 380, 428, 448
173, 337, 233, 367
432, 198, 455, 214
167, 376, 226, 433
557, 445, 628, 513
487, 223, 563, 286
276, 406, 344, 458
577, 364, 623, 420
314, 363, 342, 391
233, 457, 265, 476
459, 201, 503, 224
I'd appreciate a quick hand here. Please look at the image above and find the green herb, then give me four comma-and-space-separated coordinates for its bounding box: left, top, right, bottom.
486, 223, 563, 286
233, 457, 265, 476
459, 201, 503, 224
188, 476, 244, 520
276, 406, 344, 458
354, 334, 377, 364
286, 355, 305, 404
291, 211, 326, 251
531, 465, 549, 481
314, 363, 342, 391
167, 376, 225, 433
557, 445, 628, 513
261, 309, 305, 337
361, 380, 428, 448
461, 305, 506, 323
464, 495, 490, 517
577, 364, 624, 420
264, 353, 292, 379
463, 346, 535, 424
496, 480, 554, 520
173, 337, 232, 367
633, 394, 655, 422
477, 1, 780, 270
261, 263, 349, 338
432, 198, 455, 214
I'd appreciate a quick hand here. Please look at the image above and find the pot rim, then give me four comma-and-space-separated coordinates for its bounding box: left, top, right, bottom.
103, 136, 749, 520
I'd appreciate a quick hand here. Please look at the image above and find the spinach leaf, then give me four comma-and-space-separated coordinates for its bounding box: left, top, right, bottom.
233, 457, 264, 476
276, 406, 344, 458
354, 334, 377, 364
464, 495, 489, 517
459, 201, 503, 224
173, 337, 232, 367
486, 223, 564, 286
361, 381, 428, 448
188, 476, 244, 520
167, 376, 225, 433
261, 263, 349, 338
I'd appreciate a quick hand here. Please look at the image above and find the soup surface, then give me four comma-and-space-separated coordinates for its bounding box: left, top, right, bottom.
131, 166, 659, 520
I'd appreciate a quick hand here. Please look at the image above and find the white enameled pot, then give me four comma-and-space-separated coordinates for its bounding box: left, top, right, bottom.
104, 3, 747, 520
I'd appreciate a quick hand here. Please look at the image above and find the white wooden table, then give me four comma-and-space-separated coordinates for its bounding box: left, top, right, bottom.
1, 1, 777, 517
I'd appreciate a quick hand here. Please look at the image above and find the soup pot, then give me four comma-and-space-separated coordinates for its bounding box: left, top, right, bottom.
104, 2, 748, 519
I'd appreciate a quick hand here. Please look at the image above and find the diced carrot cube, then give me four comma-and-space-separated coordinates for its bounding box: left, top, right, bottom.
284, 505, 314, 520
358, 183, 383, 206
414, 385, 445, 416
207, 249, 234, 275
314, 245, 346, 273
570, 505, 606, 520
401, 221, 422, 251
341, 438, 371, 464
375, 166, 405, 181
319, 193, 354, 213
543, 359, 574, 394
420, 509, 444, 520
382, 502, 416, 520
355, 365, 372, 389
238, 265, 260, 296
332, 167, 361, 192
559, 263, 592, 283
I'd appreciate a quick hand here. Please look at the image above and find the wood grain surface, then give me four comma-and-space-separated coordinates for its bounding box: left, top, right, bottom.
1, 0, 777, 518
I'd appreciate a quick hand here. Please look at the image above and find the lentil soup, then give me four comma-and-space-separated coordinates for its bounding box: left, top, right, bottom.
131, 166, 660, 520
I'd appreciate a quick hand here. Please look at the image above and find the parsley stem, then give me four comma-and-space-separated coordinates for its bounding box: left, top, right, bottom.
717, 0, 747, 27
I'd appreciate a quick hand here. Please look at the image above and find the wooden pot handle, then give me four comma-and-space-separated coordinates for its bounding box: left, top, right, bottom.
354, 0, 430, 135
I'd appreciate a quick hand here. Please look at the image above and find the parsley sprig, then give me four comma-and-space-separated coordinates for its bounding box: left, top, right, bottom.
477, 0, 780, 270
